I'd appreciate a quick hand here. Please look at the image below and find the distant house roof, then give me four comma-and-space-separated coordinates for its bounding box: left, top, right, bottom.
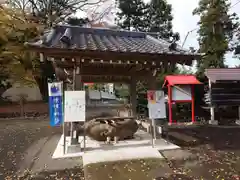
205, 68, 240, 82
26, 25, 200, 63
163, 75, 202, 87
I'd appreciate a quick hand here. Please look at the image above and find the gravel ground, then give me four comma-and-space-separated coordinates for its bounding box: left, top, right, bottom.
83, 126, 240, 180
0, 119, 84, 180
84, 158, 168, 180
0, 119, 240, 180
162, 126, 240, 179
27, 168, 84, 180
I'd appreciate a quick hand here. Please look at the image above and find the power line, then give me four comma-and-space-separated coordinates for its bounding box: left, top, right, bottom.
230, 0, 240, 8
181, 28, 198, 47
182, 0, 240, 47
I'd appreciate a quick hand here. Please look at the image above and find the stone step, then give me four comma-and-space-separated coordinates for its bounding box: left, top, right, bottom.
82, 146, 163, 166
166, 131, 199, 146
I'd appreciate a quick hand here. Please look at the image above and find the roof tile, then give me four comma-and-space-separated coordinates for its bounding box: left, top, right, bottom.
205, 68, 240, 82
27, 25, 200, 57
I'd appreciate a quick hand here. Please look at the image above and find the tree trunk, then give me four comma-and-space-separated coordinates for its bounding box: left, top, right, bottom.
19, 98, 24, 117
35, 76, 48, 102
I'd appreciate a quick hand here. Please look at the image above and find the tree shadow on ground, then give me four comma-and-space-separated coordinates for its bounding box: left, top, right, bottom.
165, 126, 240, 150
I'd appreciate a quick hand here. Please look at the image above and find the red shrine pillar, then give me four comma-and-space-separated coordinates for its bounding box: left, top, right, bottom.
168, 84, 173, 124
191, 85, 195, 123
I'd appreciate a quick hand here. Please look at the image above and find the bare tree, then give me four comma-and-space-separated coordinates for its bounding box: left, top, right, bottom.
84, 0, 115, 24
6, 0, 30, 14
6, 0, 110, 27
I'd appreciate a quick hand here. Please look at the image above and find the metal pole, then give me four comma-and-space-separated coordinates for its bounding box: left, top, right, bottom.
70, 122, 73, 142
151, 122, 154, 148
153, 119, 157, 140
151, 118, 157, 147
83, 90, 86, 151
62, 82, 66, 155
63, 121, 66, 155
71, 66, 76, 145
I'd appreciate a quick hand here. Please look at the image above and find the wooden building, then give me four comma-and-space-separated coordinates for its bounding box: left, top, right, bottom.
26, 25, 200, 116
205, 68, 240, 125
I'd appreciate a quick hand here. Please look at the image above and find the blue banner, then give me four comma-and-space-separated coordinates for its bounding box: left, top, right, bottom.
49, 96, 63, 126
48, 82, 63, 127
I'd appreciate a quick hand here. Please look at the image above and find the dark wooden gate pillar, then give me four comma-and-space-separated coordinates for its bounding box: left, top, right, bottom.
130, 76, 137, 117
148, 76, 158, 90
75, 67, 84, 90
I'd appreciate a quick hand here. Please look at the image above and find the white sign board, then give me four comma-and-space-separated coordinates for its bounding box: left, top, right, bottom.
64, 91, 86, 122
147, 90, 166, 119
172, 85, 192, 101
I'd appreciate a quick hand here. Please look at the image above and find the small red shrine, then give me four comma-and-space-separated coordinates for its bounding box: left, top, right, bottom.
163, 75, 202, 124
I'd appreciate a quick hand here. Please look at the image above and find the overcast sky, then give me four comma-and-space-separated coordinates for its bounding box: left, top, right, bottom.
161, 0, 240, 67
143, 0, 240, 67
77, 0, 240, 67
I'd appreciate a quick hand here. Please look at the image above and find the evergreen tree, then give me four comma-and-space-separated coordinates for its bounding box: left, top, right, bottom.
193, 0, 239, 77
235, 27, 240, 56
117, 0, 176, 40
117, 0, 148, 31
146, 0, 174, 39
116, 0, 181, 113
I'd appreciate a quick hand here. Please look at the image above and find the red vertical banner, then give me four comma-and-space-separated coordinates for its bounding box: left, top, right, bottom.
191, 85, 195, 123
168, 85, 173, 124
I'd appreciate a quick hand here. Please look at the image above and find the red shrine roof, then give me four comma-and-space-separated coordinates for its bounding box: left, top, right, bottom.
163, 75, 201, 87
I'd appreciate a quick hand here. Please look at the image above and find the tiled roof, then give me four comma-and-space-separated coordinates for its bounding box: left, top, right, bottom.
27, 25, 200, 56
205, 68, 240, 82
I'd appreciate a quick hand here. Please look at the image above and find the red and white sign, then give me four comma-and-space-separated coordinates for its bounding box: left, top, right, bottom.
147, 91, 156, 104
147, 91, 166, 119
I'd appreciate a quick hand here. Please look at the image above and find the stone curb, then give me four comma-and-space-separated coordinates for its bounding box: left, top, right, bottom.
206, 124, 240, 128
137, 120, 240, 131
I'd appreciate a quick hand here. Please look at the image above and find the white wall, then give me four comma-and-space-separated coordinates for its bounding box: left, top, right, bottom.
100, 91, 116, 100
2, 83, 42, 102
88, 90, 116, 100
88, 90, 101, 100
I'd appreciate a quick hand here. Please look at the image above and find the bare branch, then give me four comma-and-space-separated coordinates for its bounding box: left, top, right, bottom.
6, 0, 31, 15
84, 0, 114, 23
92, 4, 114, 23
6, 0, 112, 27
